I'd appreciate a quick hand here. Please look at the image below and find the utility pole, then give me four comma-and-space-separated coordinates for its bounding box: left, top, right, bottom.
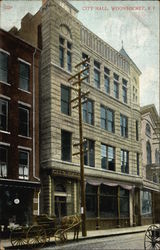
68, 57, 90, 237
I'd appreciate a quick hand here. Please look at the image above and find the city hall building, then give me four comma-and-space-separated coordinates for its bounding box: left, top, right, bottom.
12, 0, 144, 229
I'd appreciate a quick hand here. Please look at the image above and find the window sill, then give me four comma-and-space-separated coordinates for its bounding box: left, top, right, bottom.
0, 130, 11, 134
18, 88, 31, 94
18, 135, 32, 139
0, 81, 11, 86
19, 177, 29, 180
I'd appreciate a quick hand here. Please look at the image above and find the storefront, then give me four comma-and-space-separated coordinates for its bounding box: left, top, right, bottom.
85, 180, 134, 230
0, 179, 40, 231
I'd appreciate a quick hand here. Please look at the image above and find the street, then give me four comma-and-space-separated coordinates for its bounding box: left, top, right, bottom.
44, 232, 145, 250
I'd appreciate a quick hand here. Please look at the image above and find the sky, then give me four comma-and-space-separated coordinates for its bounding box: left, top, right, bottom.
0, 0, 159, 113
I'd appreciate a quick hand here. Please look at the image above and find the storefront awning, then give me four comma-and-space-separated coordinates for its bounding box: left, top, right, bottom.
86, 178, 134, 190
0, 178, 41, 189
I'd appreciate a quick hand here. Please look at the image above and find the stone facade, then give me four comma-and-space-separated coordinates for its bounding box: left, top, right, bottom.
12, 0, 147, 229
140, 105, 160, 225
38, 0, 142, 229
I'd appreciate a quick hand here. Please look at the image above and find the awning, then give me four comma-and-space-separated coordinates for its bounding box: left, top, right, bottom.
0, 178, 41, 189
86, 178, 134, 190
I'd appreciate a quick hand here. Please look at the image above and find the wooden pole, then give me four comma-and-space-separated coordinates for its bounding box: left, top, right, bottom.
78, 73, 87, 236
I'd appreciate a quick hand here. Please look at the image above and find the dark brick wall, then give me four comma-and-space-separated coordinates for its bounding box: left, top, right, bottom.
0, 29, 40, 181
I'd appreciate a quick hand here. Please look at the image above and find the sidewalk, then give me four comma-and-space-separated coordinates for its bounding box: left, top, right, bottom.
0, 225, 149, 249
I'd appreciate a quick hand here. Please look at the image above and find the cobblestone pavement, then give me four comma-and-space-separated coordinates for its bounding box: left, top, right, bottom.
44, 232, 145, 250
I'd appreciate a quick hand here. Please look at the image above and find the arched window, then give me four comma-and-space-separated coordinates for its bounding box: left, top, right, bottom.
146, 123, 151, 137
146, 141, 152, 164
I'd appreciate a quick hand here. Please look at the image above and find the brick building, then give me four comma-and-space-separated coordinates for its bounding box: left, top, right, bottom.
11, 0, 145, 229
0, 28, 40, 229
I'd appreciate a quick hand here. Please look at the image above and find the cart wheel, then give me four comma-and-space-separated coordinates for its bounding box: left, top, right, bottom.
54, 229, 67, 245
144, 224, 160, 249
10, 226, 27, 246
27, 225, 46, 248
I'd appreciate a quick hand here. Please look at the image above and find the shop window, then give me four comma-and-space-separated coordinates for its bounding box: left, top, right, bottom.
121, 149, 129, 174
0, 146, 8, 177
0, 98, 8, 131
61, 130, 72, 162
61, 84, 71, 115
82, 99, 94, 125
101, 144, 115, 171
0, 51, 8, 83
120, 114, 128, 138
19, 61, 30, 92
84, 139, 94, 167
141, 190, 152, 215
19, 106, 29, 137
120, 188, 129, 217
146, 141, 152, 164
19, 150, 29, 180
86, 184, 97, 217
100, 105, 114, 133
100, 185, 117, 217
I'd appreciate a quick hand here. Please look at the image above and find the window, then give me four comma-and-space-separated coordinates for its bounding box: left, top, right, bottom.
94, 60, 100, 89
61, 85, 70, 115
19, 150, 29, 180
19, 62, 30, 91
141, 190, 152, 215
59, 37, 72, 72
120, 114, 128, 138
19, 106, 29, 137
100, 106, 114, 133
136, 120, 139, 141
82, 53, 89, 82
100, 185, 117, 217
0, 51, 8, 83
67, 41, 72, 72
121, 149, 129, 174
137, 153, 139, 175
113, 73, 119, 99
61, 130, 71, 162
104, 67, 110, 94
101, 144, 115, 171
0, 146, 8, 177
146, 123, 151, 137
0, 99, 8, 131
146, 141, 152, 164
120, 188, 129, 217
86, 184, 97, 217
155, 149, 159, 164
82, 99, 94, 125
122, 79, 127, 103
84, 139, 94, 167
59, 37, 64, 68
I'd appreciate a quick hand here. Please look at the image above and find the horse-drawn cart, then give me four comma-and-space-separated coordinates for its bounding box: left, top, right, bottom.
10, 214, 81, 248
144, 224, 160, 249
